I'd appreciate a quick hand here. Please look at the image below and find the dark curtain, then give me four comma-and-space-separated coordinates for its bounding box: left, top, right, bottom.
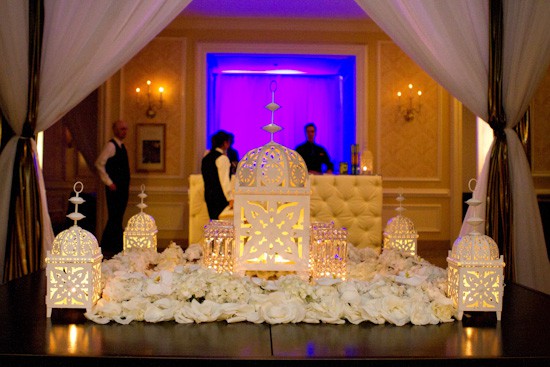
3, 0, 44, 283
486, 0, 514, 281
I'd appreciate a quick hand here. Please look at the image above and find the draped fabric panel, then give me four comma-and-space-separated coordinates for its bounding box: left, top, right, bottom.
355, 0, 550, 294
0, 0, 191, 282
354, 0, 489, 120
486, 0, 512, 280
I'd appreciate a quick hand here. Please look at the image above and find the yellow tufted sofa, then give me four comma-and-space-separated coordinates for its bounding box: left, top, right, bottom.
188, 174, 383, 249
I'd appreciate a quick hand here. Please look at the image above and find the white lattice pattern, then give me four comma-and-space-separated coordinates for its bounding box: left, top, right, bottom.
447, 180, 505, 321
124, 185, 158, 253
46, 182, 103, 317
450, 234, 500, 262
235, 196, 309, 275
236, 142, 308, 191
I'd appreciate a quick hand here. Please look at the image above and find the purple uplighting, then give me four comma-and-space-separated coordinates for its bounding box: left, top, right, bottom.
206, 53, 356, 170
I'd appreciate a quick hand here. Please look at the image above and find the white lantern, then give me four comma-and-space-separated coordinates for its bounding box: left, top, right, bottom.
447, 179, 505, 321
123, 185, 158, 253
233, 82, 311, 278
202, 220, 235, 273
46, 182, 103, 317
383, 191, 418, 255
310, 222, 348, 280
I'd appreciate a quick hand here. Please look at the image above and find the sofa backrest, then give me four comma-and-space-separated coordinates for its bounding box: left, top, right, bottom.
188, 174, 382, 248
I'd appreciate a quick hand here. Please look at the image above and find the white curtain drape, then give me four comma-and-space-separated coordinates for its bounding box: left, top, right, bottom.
0, 0, 191, 279
355, 0, 550, 294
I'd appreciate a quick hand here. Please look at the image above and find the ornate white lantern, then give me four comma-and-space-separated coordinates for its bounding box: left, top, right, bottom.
310, 222, 348, 280
123, 185, 158, 253
383, 191, 418, 255
46, 182, 103, 317
447, 179, 505, 321
202, 220, 235, 273
233, 82, 311, 277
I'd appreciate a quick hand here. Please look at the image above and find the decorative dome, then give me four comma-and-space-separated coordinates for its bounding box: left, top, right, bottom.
236, 142, 308, 191
450, 233, 499, 262
50, 226, 101, 258
48, 182, 101, 259
383, 191, 418, 239
126, 212, 157, 234
449, 179, 501, 263
384, 215, 418, 238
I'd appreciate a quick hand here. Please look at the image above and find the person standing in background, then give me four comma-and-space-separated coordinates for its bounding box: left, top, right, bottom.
295, 122, 333, 175
95, 120, 130, 255
201, 130, 233, 219
227, 132, 239, 177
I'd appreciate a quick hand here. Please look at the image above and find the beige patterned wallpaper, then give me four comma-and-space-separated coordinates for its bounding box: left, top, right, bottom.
378, 42, 441, 180
121, 37, 185, 178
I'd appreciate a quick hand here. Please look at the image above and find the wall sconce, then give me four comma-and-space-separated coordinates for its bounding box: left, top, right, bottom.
135, 80, 164, 119
397, 83, 422, 122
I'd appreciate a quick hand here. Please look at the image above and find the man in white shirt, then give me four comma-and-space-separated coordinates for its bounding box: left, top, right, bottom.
201, 130, 233, 219
95, 120, 130, 255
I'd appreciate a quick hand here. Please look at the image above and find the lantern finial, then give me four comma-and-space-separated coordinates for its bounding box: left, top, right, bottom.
464, 178, 483, 234
66, 181, 86, 226
137, 184, 148, 213
262, 80, 283, 142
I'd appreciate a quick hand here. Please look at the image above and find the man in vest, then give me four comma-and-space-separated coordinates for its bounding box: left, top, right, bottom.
95, 120, 130, 255
201, 130, 233, 219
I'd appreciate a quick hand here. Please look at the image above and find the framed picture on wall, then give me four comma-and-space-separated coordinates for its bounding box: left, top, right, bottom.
136, 123, 165, 172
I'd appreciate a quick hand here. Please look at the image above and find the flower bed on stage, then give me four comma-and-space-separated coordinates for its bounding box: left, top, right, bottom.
85, 243, 455, 326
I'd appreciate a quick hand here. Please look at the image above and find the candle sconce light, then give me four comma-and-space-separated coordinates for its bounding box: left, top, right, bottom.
135, 80, 164, 119
397, 83, 422, 122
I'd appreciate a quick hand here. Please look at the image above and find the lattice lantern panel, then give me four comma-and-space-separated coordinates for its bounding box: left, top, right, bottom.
447, 184, 505, 321
124, 185, 158, 253
234, 141, 310, 277
46, 182, 103, 317
383, 193, 418, 256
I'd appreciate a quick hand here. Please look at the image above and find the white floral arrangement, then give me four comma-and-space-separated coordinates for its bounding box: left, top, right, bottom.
85, 242, 455, 326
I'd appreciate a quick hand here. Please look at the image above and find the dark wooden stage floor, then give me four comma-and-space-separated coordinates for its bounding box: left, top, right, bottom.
1, 271, 548, 366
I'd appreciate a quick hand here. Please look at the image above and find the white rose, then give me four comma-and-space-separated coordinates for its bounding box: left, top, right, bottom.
305, 295, 345, 324
144, 304, 169, 323
431, 297, 455, 322
219, 302, 256, 323
380, 295, 411, 326
260, 292, 306, 324
338, 282, 361, 306
358, 297, 385, 324
180, 299, 223, 323
145, 270, 174, 297
95, 298, 122, 318
410, 302, 439, 325
121, 296, 149, 321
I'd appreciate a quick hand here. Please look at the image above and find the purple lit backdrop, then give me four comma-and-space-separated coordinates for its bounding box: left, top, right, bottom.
207, 74, 354, 169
